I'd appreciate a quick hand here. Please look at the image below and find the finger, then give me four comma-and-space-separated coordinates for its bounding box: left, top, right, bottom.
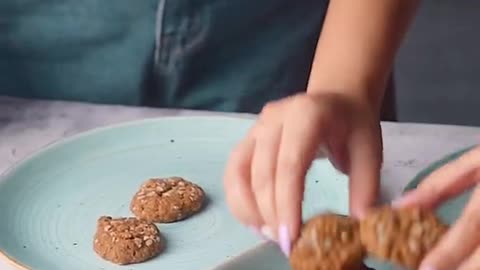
358, 264, 376, 270
224, 136, 263, 228
275, 96, 328, 255
348, 122, 382, 219
251, 121, 282, 239
393, 147, 480, 209
458, 246, 480, 270
419, 186, 480, 270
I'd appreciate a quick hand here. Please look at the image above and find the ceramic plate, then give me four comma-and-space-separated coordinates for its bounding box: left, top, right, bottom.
0, 116, 350, 270
216, 147, 475, 270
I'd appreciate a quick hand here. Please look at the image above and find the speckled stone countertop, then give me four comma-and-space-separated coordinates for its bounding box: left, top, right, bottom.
0, 95, 479, 269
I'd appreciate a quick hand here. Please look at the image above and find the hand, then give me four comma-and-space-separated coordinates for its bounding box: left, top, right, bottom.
223, 92, 382, 256
393, 146, 480, 270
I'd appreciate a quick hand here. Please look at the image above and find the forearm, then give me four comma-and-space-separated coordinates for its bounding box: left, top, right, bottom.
307, 0, 419, 110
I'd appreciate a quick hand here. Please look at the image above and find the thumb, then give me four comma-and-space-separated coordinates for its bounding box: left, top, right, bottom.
347, 122, 383, 219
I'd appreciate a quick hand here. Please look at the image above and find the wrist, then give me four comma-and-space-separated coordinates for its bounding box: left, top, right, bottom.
306, 82, 386, 114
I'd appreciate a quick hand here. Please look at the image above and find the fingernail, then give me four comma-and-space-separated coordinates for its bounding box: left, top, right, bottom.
391, 191, 417, 208
278, 225, 291, 257
353, 209, 367, 220
260, 225, 275, 241
391, 198, 404, 208
419, 265, 436, 270
248, 226, 265, 239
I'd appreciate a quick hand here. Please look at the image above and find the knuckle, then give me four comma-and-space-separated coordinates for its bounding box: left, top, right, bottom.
260, 101, 280, 117
288, 95, 330, 122
277, 155, 304, 177
289, 95, 311, 111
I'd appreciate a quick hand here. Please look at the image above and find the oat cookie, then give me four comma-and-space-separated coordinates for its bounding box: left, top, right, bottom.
360, 206, 448, 270
290, 213, 365, 270
93, 216, 163, 265
130, 177, 205, 223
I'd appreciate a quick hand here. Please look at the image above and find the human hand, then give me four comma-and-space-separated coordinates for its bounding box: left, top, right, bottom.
393, 146, 480, 270
223, 92, 382, 256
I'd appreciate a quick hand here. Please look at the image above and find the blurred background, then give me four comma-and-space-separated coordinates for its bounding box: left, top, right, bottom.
395, 0, 480, 125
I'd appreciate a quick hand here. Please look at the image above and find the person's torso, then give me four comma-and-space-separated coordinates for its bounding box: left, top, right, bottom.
0, 0, 328, 112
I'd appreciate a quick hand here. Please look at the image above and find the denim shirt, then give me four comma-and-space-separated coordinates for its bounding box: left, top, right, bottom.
0, 0, 328, 113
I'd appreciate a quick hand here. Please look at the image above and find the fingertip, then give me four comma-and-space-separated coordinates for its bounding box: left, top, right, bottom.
349, 186, 378, 220
391, 190, 422, 209
419, 253, 441, 270
418, 264, 437, 270
350, 205, 368, 220
260, 225, 276, 241
419, 265, 437, 270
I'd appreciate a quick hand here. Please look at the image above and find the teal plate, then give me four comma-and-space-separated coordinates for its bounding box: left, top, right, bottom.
215, 147, 475, 270
0, 116, 350, 270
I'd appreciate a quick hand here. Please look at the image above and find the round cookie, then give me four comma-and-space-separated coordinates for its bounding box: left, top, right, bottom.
93, 216, 163, 265
290, 213, 365, 270
130, 177, 205, 223
360, 206, 448, 270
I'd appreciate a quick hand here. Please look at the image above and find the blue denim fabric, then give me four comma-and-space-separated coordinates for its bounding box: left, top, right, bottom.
0, 0, 328, 112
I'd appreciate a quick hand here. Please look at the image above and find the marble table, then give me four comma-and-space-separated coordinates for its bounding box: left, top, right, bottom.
0, 95, 479, 269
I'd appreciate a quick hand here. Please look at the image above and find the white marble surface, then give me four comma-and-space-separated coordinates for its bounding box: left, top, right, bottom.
0, 95, 479, 269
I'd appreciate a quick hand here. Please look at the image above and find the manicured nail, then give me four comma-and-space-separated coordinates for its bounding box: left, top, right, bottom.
419, 265, 436, 270
353, 209, 367, 220
248, 226, 265, 239
260, 225, 275, 240
278, 225, 291, 257
392, 192, 417, 208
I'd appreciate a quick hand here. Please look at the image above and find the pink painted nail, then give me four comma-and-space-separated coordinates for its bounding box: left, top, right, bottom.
278, 225, 291, 257
248, 226, 265, 239
392, 192, 417, 208
419, 265, 436, 270
260, 225, 275, 241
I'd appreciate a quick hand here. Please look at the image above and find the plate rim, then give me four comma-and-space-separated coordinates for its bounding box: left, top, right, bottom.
403, 145, 475, 192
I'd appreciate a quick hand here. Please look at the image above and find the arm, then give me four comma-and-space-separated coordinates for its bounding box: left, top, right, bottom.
307, 0, 419, 111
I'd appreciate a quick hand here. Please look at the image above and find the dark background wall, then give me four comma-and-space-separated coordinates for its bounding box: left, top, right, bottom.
395, 0, 480, 126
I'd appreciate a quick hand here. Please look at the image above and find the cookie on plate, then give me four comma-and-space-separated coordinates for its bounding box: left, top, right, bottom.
93, 216, 163, 265
130, 177, 205, 223
360, 206, 448, 270
290, 213, 365, 270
